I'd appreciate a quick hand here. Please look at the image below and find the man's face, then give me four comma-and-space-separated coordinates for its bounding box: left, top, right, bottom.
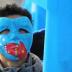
0, 15, 33, 61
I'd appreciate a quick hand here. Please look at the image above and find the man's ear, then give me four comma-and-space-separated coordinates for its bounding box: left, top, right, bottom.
0, 0, 25, 8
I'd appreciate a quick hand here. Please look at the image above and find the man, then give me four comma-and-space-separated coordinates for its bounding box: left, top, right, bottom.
0, 4, 42, 72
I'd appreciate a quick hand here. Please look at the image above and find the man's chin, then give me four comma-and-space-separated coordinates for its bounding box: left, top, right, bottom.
0, 53, 16, 62
0, 53, 26, 67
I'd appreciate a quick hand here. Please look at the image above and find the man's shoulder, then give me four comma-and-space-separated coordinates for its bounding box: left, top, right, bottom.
30, 53, 42, 65
29, 53, 42, 72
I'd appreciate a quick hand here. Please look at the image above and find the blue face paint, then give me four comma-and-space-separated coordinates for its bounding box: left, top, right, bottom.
0, 16, 33, 61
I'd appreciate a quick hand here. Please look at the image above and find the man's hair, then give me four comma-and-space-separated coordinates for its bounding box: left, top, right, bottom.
0, 4, 32, 22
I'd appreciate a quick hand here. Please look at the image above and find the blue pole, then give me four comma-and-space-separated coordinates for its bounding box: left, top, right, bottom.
43, 0, 72, 72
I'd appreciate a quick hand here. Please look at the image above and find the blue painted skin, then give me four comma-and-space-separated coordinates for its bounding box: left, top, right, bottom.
0, 16, 33, 61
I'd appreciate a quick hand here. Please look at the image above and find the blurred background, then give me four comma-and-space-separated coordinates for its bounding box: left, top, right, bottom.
21, 0, 47, 33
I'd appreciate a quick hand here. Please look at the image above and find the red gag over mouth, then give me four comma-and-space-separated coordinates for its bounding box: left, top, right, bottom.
5, 41, 27, 60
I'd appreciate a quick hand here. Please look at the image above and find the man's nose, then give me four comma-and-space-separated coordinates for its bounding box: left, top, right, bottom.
10, 31, 19, 41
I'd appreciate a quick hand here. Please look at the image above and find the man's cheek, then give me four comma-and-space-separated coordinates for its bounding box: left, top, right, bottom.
0, 36, 8, 45
20, 34, 33, 52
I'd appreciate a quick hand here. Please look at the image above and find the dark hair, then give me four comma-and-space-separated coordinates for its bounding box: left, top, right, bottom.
0, 4, 32, 22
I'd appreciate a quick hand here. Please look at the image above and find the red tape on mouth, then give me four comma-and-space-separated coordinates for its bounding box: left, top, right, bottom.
5, 42, 27, 60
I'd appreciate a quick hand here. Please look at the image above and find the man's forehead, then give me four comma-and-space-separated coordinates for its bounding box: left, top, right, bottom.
0, 16, 33, 32
0, 15, 32, 27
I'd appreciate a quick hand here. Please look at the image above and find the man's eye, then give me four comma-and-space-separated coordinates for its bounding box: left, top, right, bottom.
19, 28, 29, 34
0, 29, 10, 34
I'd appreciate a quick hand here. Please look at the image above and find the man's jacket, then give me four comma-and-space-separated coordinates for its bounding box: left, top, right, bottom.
0, 53, 42, 72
